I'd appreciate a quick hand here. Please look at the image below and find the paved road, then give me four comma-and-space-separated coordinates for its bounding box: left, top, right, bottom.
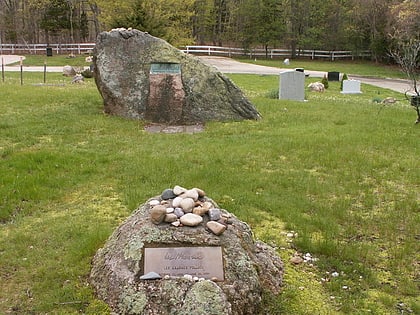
1, 54, 413, 94
198, 56, 413, 95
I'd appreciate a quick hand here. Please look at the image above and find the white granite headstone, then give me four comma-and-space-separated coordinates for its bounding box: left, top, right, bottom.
341, 79, 362, 94
279, 70, 305, 101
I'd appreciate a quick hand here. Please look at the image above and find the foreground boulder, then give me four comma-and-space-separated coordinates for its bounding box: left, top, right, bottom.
93, 28, 261, 125
90, 186, 283, 314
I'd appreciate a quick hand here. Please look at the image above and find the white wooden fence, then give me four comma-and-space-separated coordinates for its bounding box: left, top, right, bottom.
182, 46, 371, 60
0, 43, 371, 60
0, 43, 95, 55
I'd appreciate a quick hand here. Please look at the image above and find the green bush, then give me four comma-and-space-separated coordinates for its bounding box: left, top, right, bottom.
321, 74, 329, 89
341, 73, 348, 90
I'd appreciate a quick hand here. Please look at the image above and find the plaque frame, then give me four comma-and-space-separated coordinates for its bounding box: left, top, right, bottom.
143, 246, 224, 280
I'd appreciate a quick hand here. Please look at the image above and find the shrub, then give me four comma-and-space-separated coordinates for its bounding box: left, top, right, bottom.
321, 74, 329, 89
340, 73, 348, 90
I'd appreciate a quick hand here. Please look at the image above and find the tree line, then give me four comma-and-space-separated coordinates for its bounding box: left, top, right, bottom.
0, 0, 418, 61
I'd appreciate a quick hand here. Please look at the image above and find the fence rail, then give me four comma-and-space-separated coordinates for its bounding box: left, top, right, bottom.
0, 43, 95, 55
182, 46, 371, 60
0, 43, 371, 60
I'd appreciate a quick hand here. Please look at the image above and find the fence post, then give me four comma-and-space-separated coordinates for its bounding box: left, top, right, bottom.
20, 57, 23, 86
2, 57, 4, 82
331, 51, 334, 61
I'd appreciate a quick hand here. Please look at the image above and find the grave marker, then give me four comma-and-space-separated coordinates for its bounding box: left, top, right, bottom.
279, 70, 305, 101
328, 71, 340, 81
341, 79, 362, 94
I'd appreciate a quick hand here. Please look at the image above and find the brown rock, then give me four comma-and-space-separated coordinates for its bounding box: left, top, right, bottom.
206, 221, 227, 236
290, 255, 304, 265
192, 206, 208, 216
164, 213, 178, 223
150, 205, 167, 224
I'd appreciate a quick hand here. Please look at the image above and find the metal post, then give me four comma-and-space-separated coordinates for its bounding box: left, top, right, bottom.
44, 61, 47, 83
2, 57, 4, 82
20, 57, 23, 85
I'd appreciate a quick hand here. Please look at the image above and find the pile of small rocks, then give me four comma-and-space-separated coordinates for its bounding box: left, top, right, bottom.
148, 185, 230, 236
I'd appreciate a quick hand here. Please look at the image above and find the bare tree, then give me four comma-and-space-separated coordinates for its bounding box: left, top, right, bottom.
388, 0, 420, 123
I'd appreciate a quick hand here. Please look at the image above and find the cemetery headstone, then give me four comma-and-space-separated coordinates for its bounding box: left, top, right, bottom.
90, 186, 283, 315
279, 70, 306, 101
93, 28, 261, 125
341, 79, 362, 94
327, 71, 340, 81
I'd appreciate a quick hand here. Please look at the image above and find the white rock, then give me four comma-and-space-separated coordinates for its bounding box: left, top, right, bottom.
173, 185, 187, 195
180, 198, 195, 213
308, 82, 325, 92
181, 189, 199, 201
183, 274, 193, 281
172, 196, 183, 208
166, 207, 174, 213
149, 199, 160, 206
180, 213, 203, 226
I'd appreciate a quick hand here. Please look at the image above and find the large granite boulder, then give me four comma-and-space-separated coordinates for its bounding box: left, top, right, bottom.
93, 28, 261, 124
90, 187, 283, 314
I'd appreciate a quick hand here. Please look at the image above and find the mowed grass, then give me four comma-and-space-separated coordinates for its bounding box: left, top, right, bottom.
0, 71, 419, 314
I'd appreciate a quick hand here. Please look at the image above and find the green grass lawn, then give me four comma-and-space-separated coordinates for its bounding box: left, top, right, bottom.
0, 72, 418, 314
11, 54, 92, 67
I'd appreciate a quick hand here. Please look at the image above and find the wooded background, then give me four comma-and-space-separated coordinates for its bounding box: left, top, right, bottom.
0, 0, 419, 61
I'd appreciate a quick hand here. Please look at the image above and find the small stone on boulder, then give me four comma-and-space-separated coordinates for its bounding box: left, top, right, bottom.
180, 198, 195, 213
161, 188, 176, 200
140, 271, 162, 280
173, 185, 187, 195
206, 221, 227, 236
208, 208, 222, 221
150, 205, 167, 224
180, 213, 203, 227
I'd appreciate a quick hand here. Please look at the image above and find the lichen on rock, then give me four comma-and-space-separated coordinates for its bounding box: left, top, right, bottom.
90, 187, 283, 314
93, 28, 261, 125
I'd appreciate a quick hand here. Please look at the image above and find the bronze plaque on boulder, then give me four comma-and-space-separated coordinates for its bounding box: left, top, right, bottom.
150, 63, 181, 74
144, 246, 224, 280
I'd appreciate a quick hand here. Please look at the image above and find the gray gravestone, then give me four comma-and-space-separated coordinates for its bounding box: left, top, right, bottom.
328, 71, 340, 81
341, 79, 362, 94
279, 70, 305, 101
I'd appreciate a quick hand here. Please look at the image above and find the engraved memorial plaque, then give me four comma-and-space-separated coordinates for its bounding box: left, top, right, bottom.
144, 246, 224, 280
150, 63, 181, 74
